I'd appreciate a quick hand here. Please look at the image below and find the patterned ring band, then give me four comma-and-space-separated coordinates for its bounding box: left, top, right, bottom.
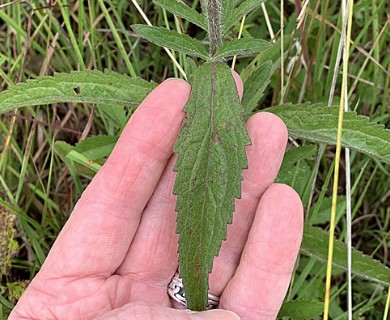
167, 271, 220, 310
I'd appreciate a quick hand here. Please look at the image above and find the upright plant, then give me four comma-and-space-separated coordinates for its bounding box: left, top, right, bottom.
133, 0, 272, 310
0, 0, 390, 317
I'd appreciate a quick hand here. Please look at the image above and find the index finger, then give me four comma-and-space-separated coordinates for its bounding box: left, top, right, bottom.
42, 79, 191, 278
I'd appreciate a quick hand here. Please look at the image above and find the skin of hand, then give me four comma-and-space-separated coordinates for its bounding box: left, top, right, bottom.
9, 75, 303, 320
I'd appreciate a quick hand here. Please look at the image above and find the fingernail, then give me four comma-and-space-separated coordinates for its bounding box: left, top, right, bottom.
189, 309, 241, 320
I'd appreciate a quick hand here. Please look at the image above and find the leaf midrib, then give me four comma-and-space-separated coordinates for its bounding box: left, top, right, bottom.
199, 62, 217, 278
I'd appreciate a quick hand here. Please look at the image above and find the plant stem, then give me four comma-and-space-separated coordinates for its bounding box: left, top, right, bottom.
205, 0, 222, 55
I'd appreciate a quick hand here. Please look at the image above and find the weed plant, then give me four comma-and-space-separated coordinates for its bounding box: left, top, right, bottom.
0, 0, 389, 318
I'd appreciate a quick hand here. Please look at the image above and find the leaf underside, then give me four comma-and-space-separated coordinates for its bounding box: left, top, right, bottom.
222, 0, 266, 34
153, 0, 208, 30
0, 70, 155, 115
174, 62, 250, 310
132, 25, 209, 60
213, 38, 271, 60
266, 105, 390, 164
302, 225, 390, 286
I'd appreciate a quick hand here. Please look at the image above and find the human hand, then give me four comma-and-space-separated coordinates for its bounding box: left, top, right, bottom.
9, 75, 303, 320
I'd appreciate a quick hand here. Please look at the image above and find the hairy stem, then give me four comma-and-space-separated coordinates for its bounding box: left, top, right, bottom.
204, 0, 222, 55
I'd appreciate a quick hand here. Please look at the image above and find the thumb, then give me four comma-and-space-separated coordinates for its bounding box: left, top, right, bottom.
94, 302, 240, 320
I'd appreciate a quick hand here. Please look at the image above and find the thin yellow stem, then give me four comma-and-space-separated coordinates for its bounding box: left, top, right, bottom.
383, 285, 390, 320
231, 15, 246, 70
323, 0, 354, 319
280, 0, 284, 103
261, 3, 275, 41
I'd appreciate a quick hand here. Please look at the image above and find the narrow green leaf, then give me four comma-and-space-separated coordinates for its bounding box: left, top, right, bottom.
302, 225, 390, 286
279, 145, 318, 173
132, 25, 209, 60
309, 196, 346, 225
241, 35, 292, 82
213, 38, 271, 60
0, 70, 155, 114
54, 136, 117, 179
221, 0, 235, 29
222, 0, 266, 35
278, 300, 323, 319
0, 292, 14, 310
66, 151, 102, 173
266, 105, 390, 164
276, 145, 318, 195
242, 60, 273, 114
54, 141, 83, 193
97, 104, 127, 128
153, 0, 207, 30
73, 135, 118, 160
174, 62, 250, 310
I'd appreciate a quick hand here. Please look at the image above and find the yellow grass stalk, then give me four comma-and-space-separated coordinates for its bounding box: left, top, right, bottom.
323, 0, 354, 318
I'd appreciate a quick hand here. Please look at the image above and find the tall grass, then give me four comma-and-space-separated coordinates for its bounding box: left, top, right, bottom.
0, 0, 389, 318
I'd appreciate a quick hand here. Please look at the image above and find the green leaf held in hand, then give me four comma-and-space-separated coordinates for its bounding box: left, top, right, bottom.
266, 105, 390, 164
213, 38, 271, 60
153, 0, 207, 30
132, 25, 209, 60
0, 70, 155, 114
174, 62, 250, 310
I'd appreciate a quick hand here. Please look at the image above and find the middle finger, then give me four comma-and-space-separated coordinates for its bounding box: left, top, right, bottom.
209, 112, 288, 296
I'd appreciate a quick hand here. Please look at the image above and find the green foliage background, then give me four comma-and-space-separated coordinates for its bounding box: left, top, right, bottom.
0, 0, 389, 318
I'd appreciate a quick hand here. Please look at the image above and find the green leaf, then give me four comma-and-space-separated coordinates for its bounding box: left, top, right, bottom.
222, 0, 265, 35
153, 0, 207, 30
66, 151, 102, 173
54, 135, 117, 179
242, 61, 273, 114
309, 196, 346, 225
277, 157, 312, 203
301, 225, 390, 286
221, 0, 235, 29
213, 38, 271, 60
0, 70, 155, 114
73, 135, 118, 160
174, 62, 250, 310
276, 145, 318, 201
278, 300, 323, 319
54, 141, 83, 193
266, 105, 390, 164
279, 145, 318, 174
132, 25, 209, 60
241, 35, 292, 82
97, 104, 127, 128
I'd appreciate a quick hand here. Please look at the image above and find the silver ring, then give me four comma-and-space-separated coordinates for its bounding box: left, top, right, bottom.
168, 271, 219, 310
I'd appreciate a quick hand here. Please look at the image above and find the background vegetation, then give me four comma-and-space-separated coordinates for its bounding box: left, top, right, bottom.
0, 0, 389, 319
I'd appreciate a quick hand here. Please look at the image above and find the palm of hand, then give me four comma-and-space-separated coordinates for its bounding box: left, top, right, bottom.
9, 78, 302, 320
